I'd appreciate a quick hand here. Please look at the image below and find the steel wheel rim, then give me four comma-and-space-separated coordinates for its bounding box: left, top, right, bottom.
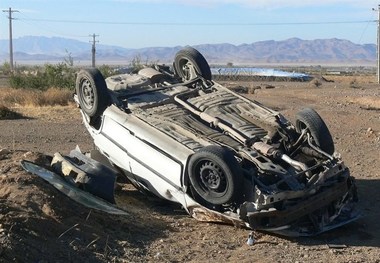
198, 161, 227, 194
179, 58, 197, 80
80, 78, 95, 110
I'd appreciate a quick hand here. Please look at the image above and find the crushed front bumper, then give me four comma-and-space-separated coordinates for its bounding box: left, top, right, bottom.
241, 172, 359, 236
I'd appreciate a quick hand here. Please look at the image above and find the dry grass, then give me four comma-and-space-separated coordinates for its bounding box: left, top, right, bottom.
0, 87, 73, 107
8, 105, 82, 121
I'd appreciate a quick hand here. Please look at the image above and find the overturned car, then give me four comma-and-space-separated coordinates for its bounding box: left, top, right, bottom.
74, 47, 358, 236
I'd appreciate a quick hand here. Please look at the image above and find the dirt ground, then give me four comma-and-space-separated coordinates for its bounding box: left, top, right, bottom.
1, 77, 380, 262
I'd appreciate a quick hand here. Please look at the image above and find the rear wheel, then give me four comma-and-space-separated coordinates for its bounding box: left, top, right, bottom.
188, 146, 242, 208
76, 68, 110, 118
296, 108, 335, 155
174, 47, 212, 81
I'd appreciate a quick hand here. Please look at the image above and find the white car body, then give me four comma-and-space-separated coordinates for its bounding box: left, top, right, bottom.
74, 47, 359, 236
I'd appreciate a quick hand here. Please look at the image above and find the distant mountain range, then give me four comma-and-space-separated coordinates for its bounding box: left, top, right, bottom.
0, 36, 376, 65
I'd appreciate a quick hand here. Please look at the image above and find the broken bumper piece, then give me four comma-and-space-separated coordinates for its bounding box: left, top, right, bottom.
21, 160, 127, 215
240, 173, 359, 236
51, 148, 117, 204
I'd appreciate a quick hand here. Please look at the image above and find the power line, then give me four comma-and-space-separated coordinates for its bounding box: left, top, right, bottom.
18, 18, 375, 26
358, 13, 375, 44
17, 13, 88, 38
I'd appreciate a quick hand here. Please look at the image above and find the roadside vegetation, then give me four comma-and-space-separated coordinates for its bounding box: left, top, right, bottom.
0, 59, 115, 108
0, 52, 154, 109
0, 57, 376, 110
0, 62, 76, 109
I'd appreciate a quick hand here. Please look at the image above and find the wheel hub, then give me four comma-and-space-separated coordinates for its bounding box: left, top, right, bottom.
81, 79, 94, 108
199, 162, 224, 191
180, 60, 197, 80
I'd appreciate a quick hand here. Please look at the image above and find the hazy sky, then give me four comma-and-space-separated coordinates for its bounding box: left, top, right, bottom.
1, 0, 379, 48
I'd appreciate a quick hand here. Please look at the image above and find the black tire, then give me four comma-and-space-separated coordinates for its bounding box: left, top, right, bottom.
296, 108, 335, 155
174, 47, 212, 81
188, 145, 242, 206
75, 68, 110, 118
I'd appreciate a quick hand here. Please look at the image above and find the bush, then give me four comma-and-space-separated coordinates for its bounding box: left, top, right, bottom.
0, 62, 12, 75
130, 55, 144, 73
10, 73, 49, 90
44, 63, 75, 89
98, 64, 114, 79
9, 63, 76, 90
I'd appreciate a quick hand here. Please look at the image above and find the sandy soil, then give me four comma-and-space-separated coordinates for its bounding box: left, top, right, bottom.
1, 78, 380, 262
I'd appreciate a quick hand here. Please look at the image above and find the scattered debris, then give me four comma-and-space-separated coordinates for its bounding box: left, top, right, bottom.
246, 231, 255, 246
327, 244, 348, 249
360, 106, 380, 112
262, 84, 275, 89
309, 79, 322, 88
366, 127, 374, 136
230, 85, 264, 94
0, 148, 10, 159
249, 86, 261, 94
51, 147, 117, 203
313, 76, 334, 83
58, 223, 80, 239
20, 160, 128, 215
230, 86, 249, 93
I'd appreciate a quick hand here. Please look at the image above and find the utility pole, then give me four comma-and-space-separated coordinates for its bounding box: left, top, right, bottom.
2, 7, 19, 72
377, 5, 380, 84
89, 34, 99, 67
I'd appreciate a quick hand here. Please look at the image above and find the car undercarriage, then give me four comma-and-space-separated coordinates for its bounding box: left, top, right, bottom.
72, 47, 359, 236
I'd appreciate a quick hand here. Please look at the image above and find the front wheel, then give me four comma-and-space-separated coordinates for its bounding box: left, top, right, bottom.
188, 146, 242, 207
174, 47, 212, 81
75, 68, 110, 118
296, 107, 335, 155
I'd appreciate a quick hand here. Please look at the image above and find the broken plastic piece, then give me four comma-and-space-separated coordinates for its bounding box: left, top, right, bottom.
21, 160, 128, 215
51, 149, 117, 204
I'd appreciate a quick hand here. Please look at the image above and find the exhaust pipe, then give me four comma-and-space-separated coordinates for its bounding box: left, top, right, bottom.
252, 142, 309, 175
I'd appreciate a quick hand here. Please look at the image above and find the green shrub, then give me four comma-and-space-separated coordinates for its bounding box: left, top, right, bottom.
44, 63, 75, 89
9, 63, 76, 90
129, 55, 144, 73
0, 62, 12, 75
98, 64, 114, 78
